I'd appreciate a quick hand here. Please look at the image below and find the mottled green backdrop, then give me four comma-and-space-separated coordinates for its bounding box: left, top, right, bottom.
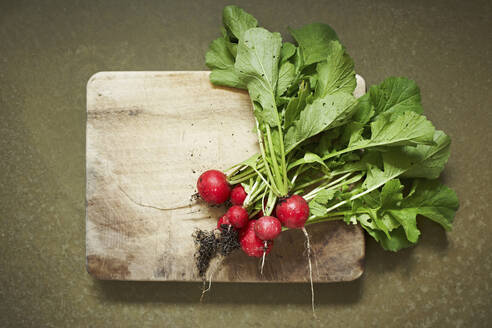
1, 0, 491, 327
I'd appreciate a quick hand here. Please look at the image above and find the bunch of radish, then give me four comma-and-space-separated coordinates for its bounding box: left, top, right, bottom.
195, 167, 314, 307
197, 169, 307, 259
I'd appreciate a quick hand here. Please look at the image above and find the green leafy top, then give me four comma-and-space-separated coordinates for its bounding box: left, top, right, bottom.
205, 5, 459, 252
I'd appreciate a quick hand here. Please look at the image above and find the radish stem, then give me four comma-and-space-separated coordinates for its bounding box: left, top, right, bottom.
255, 120, 281, 196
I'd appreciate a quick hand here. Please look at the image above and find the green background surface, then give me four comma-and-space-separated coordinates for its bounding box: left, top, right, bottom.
1, 1, 491, 327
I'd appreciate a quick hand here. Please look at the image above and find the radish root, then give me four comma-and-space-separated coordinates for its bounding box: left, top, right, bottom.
302, 227, 316, 317
200, 257, 223, 302
260, 241, 267, 275
194, 225, 241, 301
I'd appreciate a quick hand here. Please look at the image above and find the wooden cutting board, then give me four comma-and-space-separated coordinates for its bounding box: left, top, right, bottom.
86, 71, 365, 282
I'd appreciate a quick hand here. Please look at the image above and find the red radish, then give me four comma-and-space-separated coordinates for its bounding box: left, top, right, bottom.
225, 205, 249, 229
254, 216, 282, 240
275, 195, 315, 313
275, 195, 310, 229
197, 170, 231, 205
216, 215, 232, 231
230, 185, 247, 205
239, 220, 273, 257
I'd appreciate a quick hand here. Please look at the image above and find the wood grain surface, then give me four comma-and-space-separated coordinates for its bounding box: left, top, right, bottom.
86, 71, 366, 282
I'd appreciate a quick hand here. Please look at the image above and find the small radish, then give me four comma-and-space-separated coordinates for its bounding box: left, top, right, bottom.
197, 170, 231, 205
239, 220, 273, 258
275, 195, 310, 229
225, 205, 249, 229
254, 216, 282, 240
275, 194, 315, 313
216, 215, 232, 231
230, 185, 247, 205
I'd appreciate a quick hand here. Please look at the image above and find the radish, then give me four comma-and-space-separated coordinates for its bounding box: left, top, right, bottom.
275, 195, 310, 229
275, 194, 314, 313
225, 205, 249, 229
254, 216, 282, 274
254, 216, 282, 240
197, 170, 231, 205
230, 185, 247, 205
216, 215, 232, 231
239, 220, 273, 258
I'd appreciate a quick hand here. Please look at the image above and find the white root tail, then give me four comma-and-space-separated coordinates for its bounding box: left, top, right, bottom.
260, 241, 267, 275
302, 227, 316, 317
200, 256, 223, 302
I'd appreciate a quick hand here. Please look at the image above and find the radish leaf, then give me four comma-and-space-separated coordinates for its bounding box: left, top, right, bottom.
236, 28, 282, 127
222, 5, 258, 41
280, 42, 296, 63
284, 92, 358, 152
314, 41, 356, 97
277, 61, 296, 97
289, 23, 340, 67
